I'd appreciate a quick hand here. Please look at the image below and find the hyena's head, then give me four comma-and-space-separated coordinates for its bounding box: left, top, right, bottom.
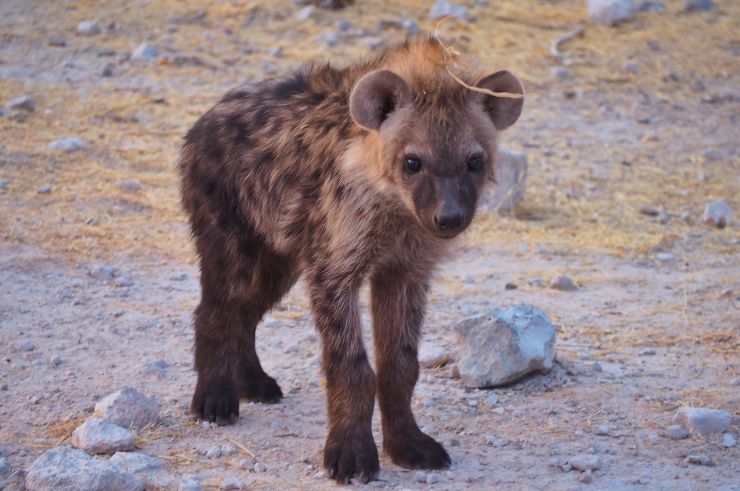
349, 52, 523, 239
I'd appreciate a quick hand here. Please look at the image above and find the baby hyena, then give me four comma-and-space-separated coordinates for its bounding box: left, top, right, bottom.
178, 36, 523, 483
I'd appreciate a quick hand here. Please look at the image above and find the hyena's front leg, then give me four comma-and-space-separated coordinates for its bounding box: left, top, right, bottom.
371, 267, 451, 469
308, 269, 378, 484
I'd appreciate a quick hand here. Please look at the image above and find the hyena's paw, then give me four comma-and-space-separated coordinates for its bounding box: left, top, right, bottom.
324, 429, 379, 484
191, 378, 239, 425
236, 373, 283, 404
384, 427, 451, 470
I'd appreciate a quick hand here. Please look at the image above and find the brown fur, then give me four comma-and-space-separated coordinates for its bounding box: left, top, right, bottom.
178, 36, 523, 483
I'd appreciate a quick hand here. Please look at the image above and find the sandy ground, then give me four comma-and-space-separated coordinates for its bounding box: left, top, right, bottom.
0, 0, 738, 490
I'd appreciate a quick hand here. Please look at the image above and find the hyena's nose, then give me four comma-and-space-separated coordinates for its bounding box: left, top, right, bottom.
434, 206, 464, 232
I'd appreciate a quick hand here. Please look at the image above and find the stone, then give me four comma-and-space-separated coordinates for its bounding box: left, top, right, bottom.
588, 0, 637, 26
549, 276, 577, 291
639, 0, 665, 11
253, 462, 267, 472
76, 20, 102, 36
239, 458, 254, 471
428, 0, 474, 22
109, 452, 165, 473
491, 149, 527, 212
94, 388, 160, 429
0, 457, 10, 476
578, 471, 593, 483
115, 179, 142, 193
8, 95, 35, 112
0, 180, 7, 190
551, 66, 571, 80
568, 454, 601, 472
50, 352, 63, 366
419, 344, 450, 368
297, 6, 314, 21
655, 252, 674, 262
131, 43, 159, 61
413, 471, 427, 483
664, 424, 689, 440
205, 447, 222, 459
685, 454, 715, 466
221, 443, 238, 456
25, 446, 143, 491
703, 199, 732, 228
672, 407, 732, 435
48, 36, 66, 47
455, 304, 556, 388
594, 425, 611, 436
37, 186, 52, 194
426, 473, 440, 484
18, 341, 35, 352
683, 0, 714, 12
70, 419, 136, 455
721, 433, 736, 448
221, 477, 247, 489
49, 137, 88, 152
179, 477, 205, 491
89, 263, 117, 281
114, 276, 134, 287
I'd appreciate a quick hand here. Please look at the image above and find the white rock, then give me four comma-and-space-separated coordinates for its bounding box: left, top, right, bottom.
206, 447, 222, 459
588, 0, 637, 25
49, 137, 88, 152
131, 43, 159, 61
179, 477, 206, 491
594, 425, 611, 436
95, 388, 160, 429
672, 407, 732, 435
664, 424, 689, 440
490, 149, 527, 212
70, 419, 136, 455
721, 433, 736, 448
25, 446, 144, 491
428, 0, 474, 22
455, 304, 556, 388
568, 454, 601, 472
419, 344, 450, 368
703, 199, 732, 228
109, 452, 165, 473
76, 20, 101, 36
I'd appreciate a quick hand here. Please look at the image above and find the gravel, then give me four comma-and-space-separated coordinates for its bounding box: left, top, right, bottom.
25, 446, 144, 491
672, 407, 732, 435
455, 304, 556, 387
70, 419, 136, 454
588, 0, 637, 26
94, 387, 160, 429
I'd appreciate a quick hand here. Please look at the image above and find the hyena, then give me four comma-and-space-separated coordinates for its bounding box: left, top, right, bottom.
178, 36, 523, 483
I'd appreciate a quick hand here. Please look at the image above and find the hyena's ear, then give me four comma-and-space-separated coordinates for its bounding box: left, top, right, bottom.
475, 70, 524, 130
349, 70, 412, 131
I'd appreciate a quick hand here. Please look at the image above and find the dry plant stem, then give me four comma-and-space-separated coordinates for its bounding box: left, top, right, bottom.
550, 26, 586, 62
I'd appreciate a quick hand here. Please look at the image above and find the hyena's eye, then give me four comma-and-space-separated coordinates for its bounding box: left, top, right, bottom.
403, 156, 422, 173
467, 154, 484, 172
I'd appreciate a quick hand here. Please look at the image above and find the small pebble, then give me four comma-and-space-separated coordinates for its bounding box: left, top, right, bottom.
655, 252, 674, 262
721, 433, 736, 448
239, 458, 254, 471
685, 454, 714, 466
594, 425, 610, 436
568, 454, 600, 472
206, 447, 222, 459
49, 137, 88, 152
221, 476, 247, 490
8, 95, 35, 112
683, 0, 714, 12
549, 275, 577, 291
115, 179, 142, 193
221, 443, 238, 456
37, 186, 52, 194
664, 425, 689, 440
131, 43, 159, 61
578, 471, 593, 483
426, 473, 440, 484
504, 282, 518, 290
253, 462, 266, 473
18, 341, 36, 352
703, 199, 732, 229
76, 20, 102, 36
413, 470, 426, 483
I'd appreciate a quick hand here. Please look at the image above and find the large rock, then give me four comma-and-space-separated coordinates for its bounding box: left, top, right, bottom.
588, 0, 637, 26
455, 304, 556, 388
672, 407, 732, 435
94, 388, 159, 429
70, 420, 136, 455
25, 446, 143, 491
490, 149, 528, 212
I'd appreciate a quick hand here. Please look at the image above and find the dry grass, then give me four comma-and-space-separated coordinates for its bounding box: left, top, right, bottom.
0, 0, 737, 264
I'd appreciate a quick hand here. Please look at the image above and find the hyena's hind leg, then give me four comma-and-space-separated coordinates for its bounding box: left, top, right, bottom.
191, 222, 296, 423
232, 246, 298, 403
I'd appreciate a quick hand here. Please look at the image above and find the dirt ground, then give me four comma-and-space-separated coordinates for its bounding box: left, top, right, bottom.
0, 0, 738, 489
